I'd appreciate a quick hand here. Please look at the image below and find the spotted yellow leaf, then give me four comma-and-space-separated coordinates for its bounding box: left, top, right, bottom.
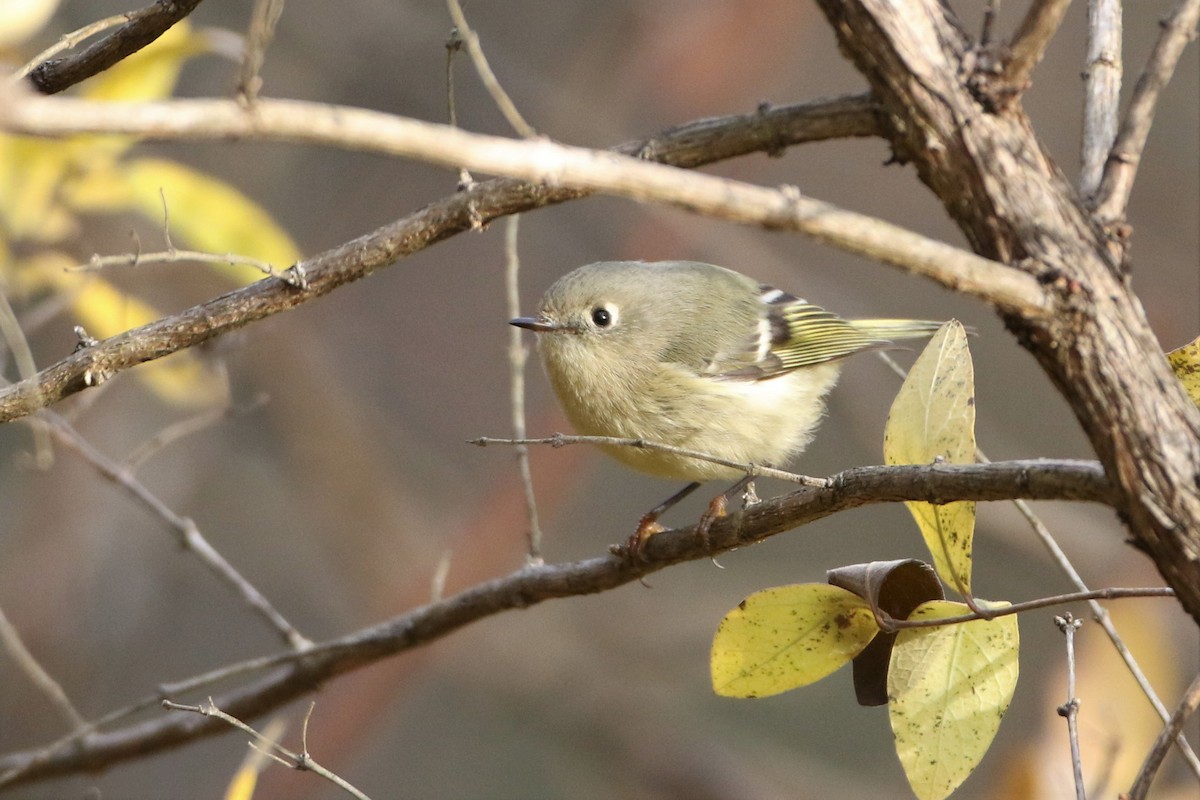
889, 600, 1018, 800
1166, 336, 1200, 408
712, 584, 879, 698
883, 321, 976, 596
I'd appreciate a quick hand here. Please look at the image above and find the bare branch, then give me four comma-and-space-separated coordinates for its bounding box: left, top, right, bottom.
1092, 0, 1200, 222
1005, 0, 1073, 93
0, 458, 1112, 786
10, 13, 134, 84
0, 96, 1046, 427
0, 94, 921, 426
0, 95, 1041, 312
502, 217, 544, 563
26, 0, 207, 95
445, 0, 536, 137
1128, 671, 1200, 800
0, 604, 85, 728
163, 699, 372, 800
237, 0, 286, 104
33, 412, 312, 651
1080, 0, 1122, 197
472, 434, 831, 487
1054, 613, 1087, 800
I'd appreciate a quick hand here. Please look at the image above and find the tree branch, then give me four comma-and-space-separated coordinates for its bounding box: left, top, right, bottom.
0, 458, 1111, 786
1005, 0, 1073, 96
0, 93, 1047, 315
1080, 0, 1123, 198
1092, 0, 1200, 222
27, 0, 207, 95
0, 92, 1048, 424
814, 0, 1200, 624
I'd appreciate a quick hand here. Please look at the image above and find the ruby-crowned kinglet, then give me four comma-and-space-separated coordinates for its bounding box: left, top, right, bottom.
511, 260, 943, 548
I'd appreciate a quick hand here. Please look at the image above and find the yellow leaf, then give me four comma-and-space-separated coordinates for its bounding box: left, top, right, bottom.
1166, 336, 1200, 407
0, 136, 80, 242
883, 321, 976, 596
889, 600, 1018, 800
711, 584, 879, 698
223, 717, 287, 800
68, 158, 302, 283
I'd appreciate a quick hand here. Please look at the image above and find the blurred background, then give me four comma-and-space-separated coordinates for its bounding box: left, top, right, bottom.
0, 1, 1197, 798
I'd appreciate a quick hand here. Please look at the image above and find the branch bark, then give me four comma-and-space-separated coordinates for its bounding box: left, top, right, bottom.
27, 0, 206, 95
814, 0, 1200, 623
0, 459, 1112, 786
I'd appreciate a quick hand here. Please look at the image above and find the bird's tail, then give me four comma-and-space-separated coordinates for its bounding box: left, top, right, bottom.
849, 318, 947, 343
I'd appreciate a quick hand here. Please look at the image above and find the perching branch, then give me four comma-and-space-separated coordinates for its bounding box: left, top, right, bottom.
0, 458, 1112, 786
26, 0, 207, 95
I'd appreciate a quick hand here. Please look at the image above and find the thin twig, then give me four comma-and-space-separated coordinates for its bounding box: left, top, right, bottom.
471, 434, 832, 488
1127, 671, 1200, 800
1005, 0, 1073, 93
444, 0, 536, 137
1080, 0, 1122, 198
0, 457, 1115, 787
503, 216, 543, 562
0, 291, 51, 466
0, 604, 85, 728
122, 392, 267, 472
237, 0, 286, 104
10, 13, 134, 83
1055, 613, 1087, 800
1092, 0, 1200, 222
163, 699, 372, 800
980, 0, 1001, 46
444, 28, 475, 189
32, 412, 313, 651
74, 247, 306, 287
885, 587, 1173, 630
26, 0, 207, 95
877, 351, 1200, 775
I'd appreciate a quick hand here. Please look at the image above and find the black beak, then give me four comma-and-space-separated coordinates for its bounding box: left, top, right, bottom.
510, 316, 559, 332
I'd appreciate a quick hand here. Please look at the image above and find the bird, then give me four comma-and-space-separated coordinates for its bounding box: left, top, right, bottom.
511, 260, 944, 557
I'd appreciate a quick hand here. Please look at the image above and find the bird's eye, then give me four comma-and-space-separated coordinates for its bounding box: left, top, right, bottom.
591, 307, 613, 327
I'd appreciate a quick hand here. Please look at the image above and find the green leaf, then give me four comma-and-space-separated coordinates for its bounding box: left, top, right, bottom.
711, 584, 879, 698
1166, 336, 1200, 407
883, 321, 976, 596
888, 600, 1019, 800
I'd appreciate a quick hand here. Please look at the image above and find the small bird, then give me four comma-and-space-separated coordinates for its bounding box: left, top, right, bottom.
511, 260, 943, 555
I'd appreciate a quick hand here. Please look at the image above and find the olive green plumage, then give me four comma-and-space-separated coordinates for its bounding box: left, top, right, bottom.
512, 260, 942, 481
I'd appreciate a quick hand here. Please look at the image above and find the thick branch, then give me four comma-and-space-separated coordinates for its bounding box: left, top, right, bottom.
27, 0, 206, 95
0, 459, 1111, 786
815, 0, 1200, 623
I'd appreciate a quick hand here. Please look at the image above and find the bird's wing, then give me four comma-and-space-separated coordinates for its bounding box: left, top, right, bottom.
704, 285, 886, 380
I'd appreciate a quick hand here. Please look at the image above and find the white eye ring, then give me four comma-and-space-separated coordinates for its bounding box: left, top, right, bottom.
590, 304, 618, 328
